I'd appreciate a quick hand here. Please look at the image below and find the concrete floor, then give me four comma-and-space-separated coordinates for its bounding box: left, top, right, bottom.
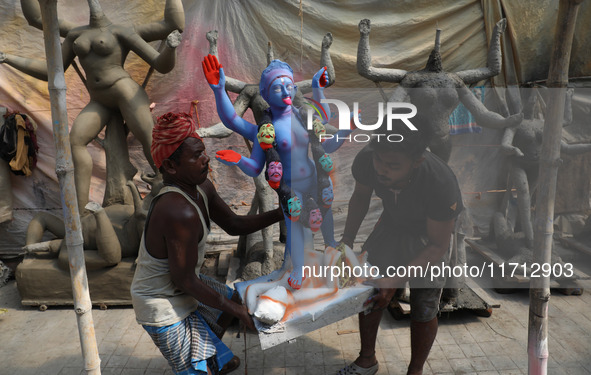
2, 277, 591, 375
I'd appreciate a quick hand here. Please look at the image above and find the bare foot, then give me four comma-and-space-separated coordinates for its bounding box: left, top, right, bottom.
287, 268, 305, 290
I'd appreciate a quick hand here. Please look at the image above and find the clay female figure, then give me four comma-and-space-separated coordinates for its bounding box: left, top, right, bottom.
203, 55, 351, 289
24, 181, 161, 270
0, 0, 184, 210
357, 18, 522, 162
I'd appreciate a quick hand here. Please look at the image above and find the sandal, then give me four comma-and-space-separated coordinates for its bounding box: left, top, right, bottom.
335, 362, 379, 375
219, 355, 240, 375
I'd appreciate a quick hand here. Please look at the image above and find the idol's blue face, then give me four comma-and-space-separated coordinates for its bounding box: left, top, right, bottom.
266, 76, 295, 108
321, 186, 334, 205
319, 154, 333, 172
288, 196, 302, 217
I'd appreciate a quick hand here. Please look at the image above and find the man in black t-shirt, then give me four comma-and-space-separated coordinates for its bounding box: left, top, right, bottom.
337, 124, 463, 375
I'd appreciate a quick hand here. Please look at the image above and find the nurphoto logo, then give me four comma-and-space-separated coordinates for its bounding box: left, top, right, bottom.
305, 98, 418, 143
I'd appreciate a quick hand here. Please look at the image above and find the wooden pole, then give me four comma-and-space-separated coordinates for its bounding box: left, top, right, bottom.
528, 0, 583, 373
37, 0, 101, 373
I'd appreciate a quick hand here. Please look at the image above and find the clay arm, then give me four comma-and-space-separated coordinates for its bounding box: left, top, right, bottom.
203, 55, 258, 140
297, 32, 336, 93
225, 77, 247, 94
500, 127, 524, 157
457, 19, 507, 84
163, 195, 253, 328
340, 180, 373, 248
357, 19, 406, 83
0, 52, 50, 81
204, 30, 246, 93
321, 109, 358, 153
321, 132, 350, 153
215, 147, 266, 177
25, 212, 65, 250
120, 29, 181, 74
134, 0, 185, 42
20, 0, 78, 37
196, 88, 258, 139
321, 119, 354, 153
0, 32, 79, 81
78, 204, 122, 270
307, 66, 332, 123
212, 73, 258, 142
203, 179, 283, 235
561, 141, 591, 155
458, 86, 523, 129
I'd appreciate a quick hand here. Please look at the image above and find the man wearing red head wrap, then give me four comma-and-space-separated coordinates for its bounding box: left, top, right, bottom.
151, 112, 203, 170
133, 112, 283, 375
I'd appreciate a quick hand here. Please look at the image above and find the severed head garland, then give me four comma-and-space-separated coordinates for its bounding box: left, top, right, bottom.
257, 109, 334, 232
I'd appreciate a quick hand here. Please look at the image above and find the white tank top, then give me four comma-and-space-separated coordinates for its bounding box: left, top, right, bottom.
131, 185, 210, 326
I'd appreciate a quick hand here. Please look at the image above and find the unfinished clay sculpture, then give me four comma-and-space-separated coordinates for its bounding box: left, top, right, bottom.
499, 87, 591, 249
0, 0, 184, 211
198, 31, 336, 139
23, 181, 162, 270
357, 18, 522, 162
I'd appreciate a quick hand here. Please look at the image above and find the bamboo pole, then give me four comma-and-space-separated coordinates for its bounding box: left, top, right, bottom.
37, 0, 101, 373
528, 0, 584, 373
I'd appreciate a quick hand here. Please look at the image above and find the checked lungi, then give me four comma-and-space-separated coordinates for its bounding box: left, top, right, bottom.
143, 275, 235, 375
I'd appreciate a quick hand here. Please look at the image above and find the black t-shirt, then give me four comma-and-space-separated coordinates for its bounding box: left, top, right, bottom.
352, 145, 463, 238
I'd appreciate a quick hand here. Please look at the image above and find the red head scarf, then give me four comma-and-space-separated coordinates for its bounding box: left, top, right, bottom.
151, 112, 202, 169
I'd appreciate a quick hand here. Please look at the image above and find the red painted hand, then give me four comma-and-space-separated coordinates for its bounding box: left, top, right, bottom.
319, 66, 328, 87
202, 54, 223, 85
312, 66, 328, 88
216, 149, 241, 164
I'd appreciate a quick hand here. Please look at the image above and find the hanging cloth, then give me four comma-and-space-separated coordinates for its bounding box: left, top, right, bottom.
449, 86, 485, 135
1, 113, 39, 176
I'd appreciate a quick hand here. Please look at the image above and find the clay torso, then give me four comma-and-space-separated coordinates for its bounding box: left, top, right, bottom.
272, 111, 314, 189
70, 25, 131, 91
80, 205, 140, 257
403, 72, 461, 137
513, 119, 544, 164
73, 28, 118, 57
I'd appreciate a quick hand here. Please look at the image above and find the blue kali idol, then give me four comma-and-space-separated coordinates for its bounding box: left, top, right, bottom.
202, 55, 353, 289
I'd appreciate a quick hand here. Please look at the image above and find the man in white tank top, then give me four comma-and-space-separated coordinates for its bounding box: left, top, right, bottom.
131, 112, 283, 375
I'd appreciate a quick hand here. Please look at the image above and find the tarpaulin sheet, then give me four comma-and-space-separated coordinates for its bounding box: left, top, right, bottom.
0, 0, 590, 253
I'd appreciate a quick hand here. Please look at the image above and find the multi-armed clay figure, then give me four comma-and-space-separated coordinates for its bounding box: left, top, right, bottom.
199, 30, 337, 138
0, 0, 184, 211
357, 18, 522, 162
500, 86, 591, 249
199, 32, 338, 278
202, 52, 353, 290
